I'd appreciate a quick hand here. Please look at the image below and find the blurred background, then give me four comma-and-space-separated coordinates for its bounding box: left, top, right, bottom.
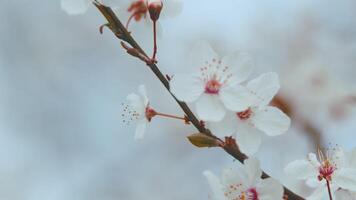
1, 0, 356, 199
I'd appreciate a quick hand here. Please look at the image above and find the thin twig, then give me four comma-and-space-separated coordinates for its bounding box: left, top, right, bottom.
93, 3, 305, 200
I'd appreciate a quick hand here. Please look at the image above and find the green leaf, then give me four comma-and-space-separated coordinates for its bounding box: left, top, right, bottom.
187, 133, 219, 148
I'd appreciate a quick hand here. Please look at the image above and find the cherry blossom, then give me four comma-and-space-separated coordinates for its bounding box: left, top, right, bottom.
203, 158, 283, 200
284, 146, 356, 200
170, 41, 254, 122
207, 72, 291, 155
122, 84, 155, 140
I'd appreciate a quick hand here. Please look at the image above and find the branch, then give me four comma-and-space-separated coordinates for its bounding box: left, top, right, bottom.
93, 3, 305, 200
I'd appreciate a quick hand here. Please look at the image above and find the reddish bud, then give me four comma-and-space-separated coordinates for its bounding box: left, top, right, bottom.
147, 0, 163, 21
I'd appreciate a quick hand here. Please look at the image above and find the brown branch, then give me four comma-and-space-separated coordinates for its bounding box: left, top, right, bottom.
93, 2, 304, 199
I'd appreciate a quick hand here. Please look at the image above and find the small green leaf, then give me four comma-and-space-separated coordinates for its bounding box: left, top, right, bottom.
187, 133, 219, 148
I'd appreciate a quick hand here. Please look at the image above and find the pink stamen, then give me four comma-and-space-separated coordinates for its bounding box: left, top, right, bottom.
205, 79, 221, 94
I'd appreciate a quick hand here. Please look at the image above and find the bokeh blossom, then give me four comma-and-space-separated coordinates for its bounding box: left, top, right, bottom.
203, 158, 283, 200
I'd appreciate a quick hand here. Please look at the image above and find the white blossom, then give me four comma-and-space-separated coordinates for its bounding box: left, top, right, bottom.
284, 147, 356, 200
208, 72, 290, 156
122, 85, 155, 140
203, 158, 283, 200
170, 41, 254, 122
61, 0, 182, 19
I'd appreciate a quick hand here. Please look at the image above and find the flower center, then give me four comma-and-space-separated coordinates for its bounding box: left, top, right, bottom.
245, 188, 259, 200
237, 108, 253, 120
145, 107, 157, 122
224, 184, 258, 200
205, 79, 221, 94
318, 160, 336, 181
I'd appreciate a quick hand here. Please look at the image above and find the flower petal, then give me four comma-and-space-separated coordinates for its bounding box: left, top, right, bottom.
208, 112, 237, 138
348, 147, 356, 168
161, 0, 183, 18
203, 170, 226, 200
247, 72, 280, 107
134, 119, 147, 140
306, 186, 329, 200
256, 178, 284, 200
243, 157, 262, 186
235, 121, 263, 156
334, 168, 356, 191
61, 0, 90, 15
189, 41, 219, 69
252, 106, 291, 136
196, 94, 226, 122
126, 93, 145, 116
284, 159, 317, 180
220, 85, 253, 112
170, 73, 204, 103
335, 189, 356, 200
222, 163, 248, 191
138, 84, 149, 106
221, 51, 253, 84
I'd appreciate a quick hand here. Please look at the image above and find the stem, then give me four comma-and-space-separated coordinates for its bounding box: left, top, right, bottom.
125, 12, 136, 29
326, 180, 333, 200
156, 112, 186, 121
151, 20, 158, 61
93, 3, 305, 200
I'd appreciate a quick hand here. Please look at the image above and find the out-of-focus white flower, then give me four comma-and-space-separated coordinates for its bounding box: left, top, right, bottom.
208, 72, 290, 155
61, 0, 182, 20
203, 158, 284, 200
61, 0, 120, 15
122, 85, 155, 140
284, 147, 356, 200
170, 41, 254, 122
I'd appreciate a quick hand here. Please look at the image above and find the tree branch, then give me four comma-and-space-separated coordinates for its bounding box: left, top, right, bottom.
93, 2, 304, 199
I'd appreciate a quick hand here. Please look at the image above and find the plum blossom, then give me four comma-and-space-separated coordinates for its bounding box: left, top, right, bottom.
208, 72, 291, 155
122, 85, 156, 140
170, 41, 254, 122
284, 146, 356, 200
203, 158, 283, 200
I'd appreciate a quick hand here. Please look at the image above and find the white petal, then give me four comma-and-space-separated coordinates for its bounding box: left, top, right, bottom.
348, 148, 356, 168
203, 171, 226, 200
138, 84, 149, 106
334, 168, 356, 191
247, 72, 280, 107
335, 190, 356, 200
196, 94, 226, 122
243, 157, 262, 186
284, 159, 317, 180
208, 112, 237, 138
126, 93, 145, 116
170, 73, 204, 103
235, 121, 263, 156
61, 0, 90, 15
306, 186, 328, 200
308, 153, 321, 167
221, 51, 253, 84
189, 41, 219, 69
222, 164, 248, 191
252, 106, 291, 136
134, 119, 147, 140
161, 0, 183, 18
220, 85, 253, 112
256, 178, 284, 200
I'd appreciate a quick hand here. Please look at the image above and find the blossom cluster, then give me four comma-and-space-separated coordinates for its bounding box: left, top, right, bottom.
63, 1, 356, 200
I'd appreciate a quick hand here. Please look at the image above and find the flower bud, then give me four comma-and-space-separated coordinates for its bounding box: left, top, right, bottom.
147, 0, 163, 21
